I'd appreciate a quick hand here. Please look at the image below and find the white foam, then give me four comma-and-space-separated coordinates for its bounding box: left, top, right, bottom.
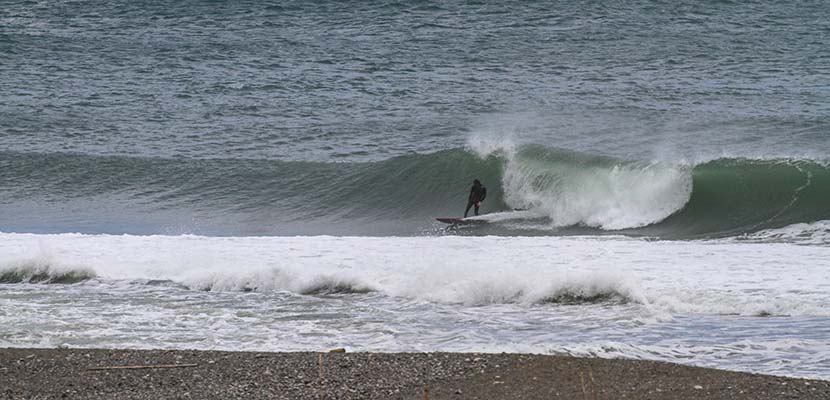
737, 220, 830, 246
3, 233, 830, 378
466, 137, 693, 230
556, 339, 830, 379
505, 159, 691, 229
1, 233, 829, 317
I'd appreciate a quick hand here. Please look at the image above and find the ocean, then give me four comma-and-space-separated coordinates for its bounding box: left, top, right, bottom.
1, 0, 829, 379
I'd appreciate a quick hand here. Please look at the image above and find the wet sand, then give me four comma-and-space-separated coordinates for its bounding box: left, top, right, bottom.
1, 348, 828, 399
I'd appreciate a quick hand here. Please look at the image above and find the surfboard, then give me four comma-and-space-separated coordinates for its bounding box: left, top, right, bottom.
436, 217, 487, 225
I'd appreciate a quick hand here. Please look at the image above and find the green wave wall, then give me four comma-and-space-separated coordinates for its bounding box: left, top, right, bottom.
2, 149, 829, 238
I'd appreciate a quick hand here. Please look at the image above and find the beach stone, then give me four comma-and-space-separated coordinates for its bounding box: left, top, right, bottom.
1, 349, 829, 399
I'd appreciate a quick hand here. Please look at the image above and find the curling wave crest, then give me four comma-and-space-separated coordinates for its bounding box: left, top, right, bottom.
0, 258, 95, 284
5, 146, 829, 238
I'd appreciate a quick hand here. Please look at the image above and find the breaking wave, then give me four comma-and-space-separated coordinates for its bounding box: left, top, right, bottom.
2, 148, 829, 239
0, 259, 95, 284
1, 233, 829, 317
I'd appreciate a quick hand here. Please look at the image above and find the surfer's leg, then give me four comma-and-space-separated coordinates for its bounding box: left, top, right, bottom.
474, 202, 480, 216
464, 201, 473, 218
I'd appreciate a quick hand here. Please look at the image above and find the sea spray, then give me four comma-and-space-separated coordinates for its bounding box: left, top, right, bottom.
497, 146, 692, 229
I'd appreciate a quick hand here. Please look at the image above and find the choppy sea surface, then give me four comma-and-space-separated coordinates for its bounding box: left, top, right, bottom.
1, 0, 829, 379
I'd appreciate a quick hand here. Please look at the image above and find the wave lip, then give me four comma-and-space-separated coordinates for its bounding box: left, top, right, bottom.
532, 273, 646, 306
0, 259, 95, 284
498, 146, 692, 230
173, 266, 375, 296
429, 271, 646, 307
299, 276, 374, 295
539, 288, 633, 305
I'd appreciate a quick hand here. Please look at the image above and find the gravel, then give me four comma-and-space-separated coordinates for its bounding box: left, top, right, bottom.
1, 348, 828, 399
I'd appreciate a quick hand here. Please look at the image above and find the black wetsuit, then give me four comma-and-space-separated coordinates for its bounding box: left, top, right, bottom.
464, 183, 487, 217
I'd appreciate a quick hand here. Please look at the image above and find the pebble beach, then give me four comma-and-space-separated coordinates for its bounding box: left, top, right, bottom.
2, 349, 829, 399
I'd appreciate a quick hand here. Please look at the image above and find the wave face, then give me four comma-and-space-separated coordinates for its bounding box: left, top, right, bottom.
648, 159, 830, 238
2, 149, 829, 239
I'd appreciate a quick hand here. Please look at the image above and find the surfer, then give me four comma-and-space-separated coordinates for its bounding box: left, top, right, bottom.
464, 179, 487, 218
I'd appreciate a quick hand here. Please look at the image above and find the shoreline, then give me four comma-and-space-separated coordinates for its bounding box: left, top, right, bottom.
1, 348, 828, 399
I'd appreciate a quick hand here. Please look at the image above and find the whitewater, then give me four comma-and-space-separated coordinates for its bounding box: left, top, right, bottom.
1, 232, 829, 378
